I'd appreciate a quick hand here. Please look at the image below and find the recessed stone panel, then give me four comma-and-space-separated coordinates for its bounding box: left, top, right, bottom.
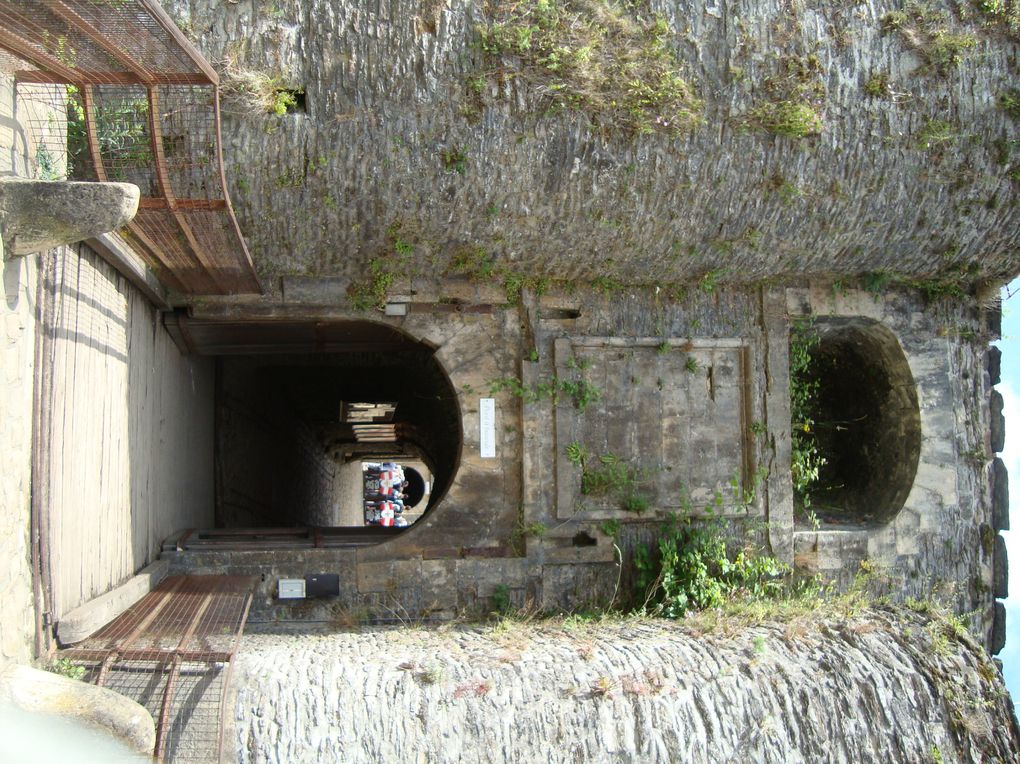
554, 338, 753, 519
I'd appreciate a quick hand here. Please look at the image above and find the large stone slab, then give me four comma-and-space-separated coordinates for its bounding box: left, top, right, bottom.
992, 457, 1009, 531
0, 662, 154, 756
987, 346, 1001, 386
994, 533, 1008, 600
57, 560, 169, 645
0, 178, 139, 257
991, 390, 1005, 454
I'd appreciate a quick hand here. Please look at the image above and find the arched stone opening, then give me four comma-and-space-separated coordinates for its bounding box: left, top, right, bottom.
210, 320, 462, 536
795, 318, 921, 526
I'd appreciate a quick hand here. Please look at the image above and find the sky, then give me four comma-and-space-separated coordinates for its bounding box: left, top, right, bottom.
996, 279, 1020, 698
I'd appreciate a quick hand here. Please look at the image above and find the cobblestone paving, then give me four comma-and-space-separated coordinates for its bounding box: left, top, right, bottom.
231, 610, 1018, 763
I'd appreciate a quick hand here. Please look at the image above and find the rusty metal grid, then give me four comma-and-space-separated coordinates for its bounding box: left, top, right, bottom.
0, 0, 260, 296
63, 574, 256, 762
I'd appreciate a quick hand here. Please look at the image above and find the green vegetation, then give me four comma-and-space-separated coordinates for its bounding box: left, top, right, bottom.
489, 355, 600, 412
864, 270, 892, 294
789, 317, 825, 526
574, 450, 651, 513
47, 657, 86, 681
915, 119, 959, 150
35, 145, 61, 180
449, 245, 496, 280
492, 584, 513, 614
882, 4, 978, 74
864, 269, 969, 301
864, 72, 890, 98
591, 275, 625, 295
764, 172, 803, 204
974, 0, 1020, 38
633, 512, 790, 618
748, 100, 823, 138
347, 227, 416, 310
697, 269, 725, 293
599, 518, 621, 537
66, 87, 151, 180
748, 54, 825, 138
221, 54, 303, 115
999, 88, 1020, 120
477, 0, 702, 136
684, 356, 699, 374
441, 146, 468, 174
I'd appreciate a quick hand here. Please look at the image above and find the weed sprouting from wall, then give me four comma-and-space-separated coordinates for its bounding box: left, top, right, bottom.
881, 4, 978, 74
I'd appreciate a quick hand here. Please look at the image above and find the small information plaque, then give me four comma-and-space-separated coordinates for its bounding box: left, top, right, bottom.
480, 397, 496, 458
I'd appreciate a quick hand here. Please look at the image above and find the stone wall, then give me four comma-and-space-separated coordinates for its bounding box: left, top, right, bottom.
167, 0, 1020, 293
35, 244, 216, 625
788, 285, 1000, 642
0, 71, 44, 663
169, 281, 1002, 653
0, 250, 39, 664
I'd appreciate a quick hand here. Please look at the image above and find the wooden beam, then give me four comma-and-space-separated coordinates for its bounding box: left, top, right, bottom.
79, 85, 107, 182
65, 647, 233, 663
212, 86, 262, 294
120, 221, 190, 295
139, 198, 227, 210
154, 654, 182, 761
16, 70, 211, 85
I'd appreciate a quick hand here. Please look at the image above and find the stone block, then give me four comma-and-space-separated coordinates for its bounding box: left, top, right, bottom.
357, 559, 422, 594
991, 390, 1005, 454
0, 179, 139, 257
57, 560, 168, 645
986, 304, 1003, 339
988, 346, 1002, 386
992, 457, 1009, 531
420, 559, 458, 612
0, 663, 154, 756
992, 601, 1006, 655
994, 533, 1008, 599
793, 530, 869, 573
456, 557, 528, 597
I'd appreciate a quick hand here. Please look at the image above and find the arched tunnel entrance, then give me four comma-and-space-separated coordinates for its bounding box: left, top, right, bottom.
794, 317, 922, 527
167, 314, 462, 543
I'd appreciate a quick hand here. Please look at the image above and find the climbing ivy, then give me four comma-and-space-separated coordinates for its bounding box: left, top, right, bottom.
790, 317, 825, 525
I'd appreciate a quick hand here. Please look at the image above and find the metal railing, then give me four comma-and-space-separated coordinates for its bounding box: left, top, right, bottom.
0, 0, 260, 295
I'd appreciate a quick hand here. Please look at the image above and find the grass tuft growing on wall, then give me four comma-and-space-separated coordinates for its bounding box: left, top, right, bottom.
477, 0, 702, 136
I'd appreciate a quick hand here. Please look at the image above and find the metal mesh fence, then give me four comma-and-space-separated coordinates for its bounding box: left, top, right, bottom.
63, 575, 256, 762
0, 0, 260, 295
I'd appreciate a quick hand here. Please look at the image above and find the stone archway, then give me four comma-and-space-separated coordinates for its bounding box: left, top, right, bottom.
800, 317, 922, 526
199, 318, 463, 535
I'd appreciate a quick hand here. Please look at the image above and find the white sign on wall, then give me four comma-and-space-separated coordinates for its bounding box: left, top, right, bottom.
479, 398, 496, 458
